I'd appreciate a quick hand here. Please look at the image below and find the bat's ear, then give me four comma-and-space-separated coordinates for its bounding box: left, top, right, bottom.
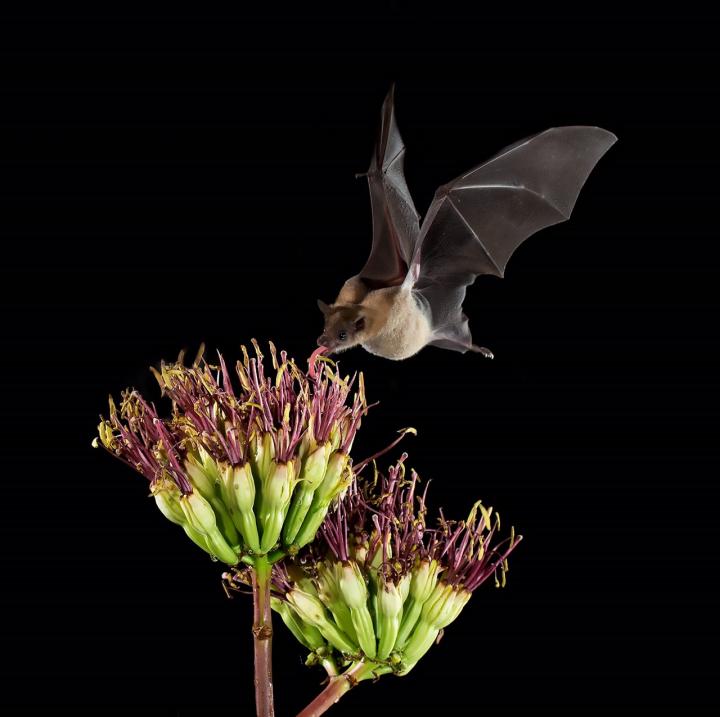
354, 316, 365, 332
317, 299, 331, 316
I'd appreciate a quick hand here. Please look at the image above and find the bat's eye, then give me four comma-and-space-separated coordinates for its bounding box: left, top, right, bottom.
337, 330, 347, 342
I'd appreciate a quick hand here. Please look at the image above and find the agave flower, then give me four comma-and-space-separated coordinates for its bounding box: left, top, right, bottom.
94, 342, 368, 717
95, 341, 366, 560
224, 454, 521, 716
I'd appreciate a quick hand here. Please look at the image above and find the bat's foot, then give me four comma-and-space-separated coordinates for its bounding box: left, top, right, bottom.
471, 345, 494, 359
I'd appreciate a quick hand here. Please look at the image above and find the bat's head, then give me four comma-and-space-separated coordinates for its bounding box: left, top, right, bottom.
316, 300, 367, 354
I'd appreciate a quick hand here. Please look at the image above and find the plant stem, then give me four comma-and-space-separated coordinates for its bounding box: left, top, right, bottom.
252, 556, 274, 717
296, 662, 379, 717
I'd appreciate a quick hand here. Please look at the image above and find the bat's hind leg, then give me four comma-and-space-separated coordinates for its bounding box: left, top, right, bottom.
429, 314, 493, 358
470, 344, 494, 359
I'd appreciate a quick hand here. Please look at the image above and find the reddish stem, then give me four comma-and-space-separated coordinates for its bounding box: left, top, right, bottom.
296, 662, 373, 717
252, 557, 274, 717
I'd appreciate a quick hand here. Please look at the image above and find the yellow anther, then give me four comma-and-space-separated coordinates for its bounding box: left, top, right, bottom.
268, 341, 279, 369
250, 338, 263, 362
192, 343, 206, 367
478, 503, 494, 532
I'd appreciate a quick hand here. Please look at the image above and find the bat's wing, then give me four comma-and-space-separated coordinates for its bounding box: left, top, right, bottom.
358, 86, 421, 288
410, 126, 617, 351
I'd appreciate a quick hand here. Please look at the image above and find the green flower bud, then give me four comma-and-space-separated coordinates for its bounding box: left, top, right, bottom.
339, 562, 376, 658
258, 460, 296, 553
435, 587, 471, 630
282, 443, 330, 546
152, 480, 186, 525
293, 451, 351, 548
251, 431, 275, 483
185, 450, 219, 499
286, 590, 357, 654
400, 586, 471, 669
179, 493, 238, 565
315, 561, 357, 642
180, 492, 217, 535
398, 620, 441, 671
397, 572, 412, 604
151, 480, 225, 558
410, 559, 441, 603
272, 597, 326, 651
395, 560, 441, 649
185, 452, 240, 547
314, 450, 351, 506
422, 582, 455, 628
376, 581, 403, 660
220, 463, 261, 553
180, 524, 213, 555
339, 562, 368, 610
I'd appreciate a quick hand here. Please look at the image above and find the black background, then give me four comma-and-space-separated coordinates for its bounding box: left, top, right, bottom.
1, 8, 718, 714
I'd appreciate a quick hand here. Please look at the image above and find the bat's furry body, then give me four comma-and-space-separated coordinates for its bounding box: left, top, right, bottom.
317, 87, 616, 359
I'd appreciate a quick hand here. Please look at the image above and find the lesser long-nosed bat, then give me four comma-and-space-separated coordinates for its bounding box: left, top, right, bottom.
317, 86, 616, 360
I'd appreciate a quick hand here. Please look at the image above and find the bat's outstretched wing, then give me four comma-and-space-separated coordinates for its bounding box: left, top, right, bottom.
410, 126, 617, 350
359, 86, 421, 288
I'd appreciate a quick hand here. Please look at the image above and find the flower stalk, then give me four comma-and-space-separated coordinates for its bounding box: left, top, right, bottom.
252, 556, 275, 717
296, 662, 388, 717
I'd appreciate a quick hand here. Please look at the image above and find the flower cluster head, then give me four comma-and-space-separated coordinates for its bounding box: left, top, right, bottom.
225, 454, 522, 677
94, 342, 368, 565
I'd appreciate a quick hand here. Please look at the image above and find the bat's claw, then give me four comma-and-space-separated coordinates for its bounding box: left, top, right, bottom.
471, 345, 494, 359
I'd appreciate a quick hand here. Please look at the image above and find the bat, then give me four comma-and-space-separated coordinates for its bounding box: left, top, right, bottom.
317, 86, 616, 360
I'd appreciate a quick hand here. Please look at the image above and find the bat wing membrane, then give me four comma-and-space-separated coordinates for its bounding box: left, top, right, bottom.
412, 126, 617, 351
359, 86, 421, 288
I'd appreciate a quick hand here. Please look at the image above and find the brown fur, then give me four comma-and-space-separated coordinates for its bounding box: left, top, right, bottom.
317, 277, 433, 360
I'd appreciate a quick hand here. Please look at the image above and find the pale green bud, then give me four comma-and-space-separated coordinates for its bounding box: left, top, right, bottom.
225, 462, 255, 513
151, 480, 185, 525
180, 492, 218, 536
378, 581, 403, 618
204, 534, 240, 565
281, 442, 331, 545
272, 597, 326, 651
185, 454, 239, 546
422, 582, 455, 628
395, 560, 441, 650
339, 562, 376, 658
259, 460, 296, 553
292, 451, 351, 547
179, 492, 238, 564
220, 463, 261, 552
338, 562, 368, 610
299, 442, 330, 490
251, 431, 275, 482
315, 562, 357, 642
435, 587, 471, 629
410, 559, 441, 603
150, 481, 236, 563
185, 451, 218, 500
314, 450, 350, 506
181, 524, 213, 554
397, 572, 412, 604
376, 581, 403, 660
399, 621, 441, 671
286, 590, 356, 654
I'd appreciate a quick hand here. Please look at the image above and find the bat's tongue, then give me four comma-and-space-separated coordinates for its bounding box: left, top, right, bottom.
308, 346, 328, 379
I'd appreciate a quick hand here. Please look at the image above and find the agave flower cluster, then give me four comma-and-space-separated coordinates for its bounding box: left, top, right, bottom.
95, 342, 367, 565
226, 454, 522, 679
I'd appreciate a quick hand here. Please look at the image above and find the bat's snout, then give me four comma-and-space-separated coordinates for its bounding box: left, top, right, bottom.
317, 335, 336, 354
